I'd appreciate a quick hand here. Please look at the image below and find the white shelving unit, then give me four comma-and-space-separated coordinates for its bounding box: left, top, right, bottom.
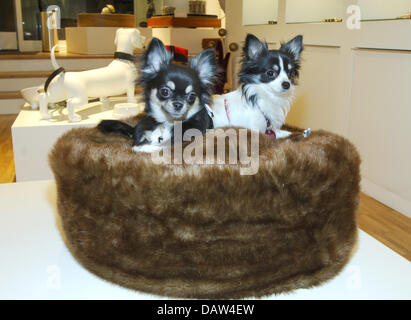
243, 0, 278, 26
358, 0, 411, 20
285, 0, 345, 23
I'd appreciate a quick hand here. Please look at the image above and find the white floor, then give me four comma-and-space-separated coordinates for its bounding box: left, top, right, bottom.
0, 180, 410, 300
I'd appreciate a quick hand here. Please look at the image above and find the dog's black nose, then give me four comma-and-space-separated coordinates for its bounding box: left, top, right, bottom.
173, 101, 183, 111
282, 81, 291, 90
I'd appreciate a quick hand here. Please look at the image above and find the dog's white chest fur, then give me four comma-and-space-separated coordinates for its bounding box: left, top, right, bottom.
211, 87, 292, 136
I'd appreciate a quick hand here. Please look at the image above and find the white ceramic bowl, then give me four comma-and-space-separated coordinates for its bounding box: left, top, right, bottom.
20, 86, 42, 110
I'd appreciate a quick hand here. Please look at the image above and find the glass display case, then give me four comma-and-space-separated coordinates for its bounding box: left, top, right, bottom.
242, 0, 278, 26
241, 0, 410, 26
20, 0, 134, 41
285, 0, 344, 24
0, 0, 17, 50
15, 0, 134, 51
358, 0, 411, 21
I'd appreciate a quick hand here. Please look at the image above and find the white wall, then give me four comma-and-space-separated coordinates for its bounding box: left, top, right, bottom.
225, 0, 411, 218
349, 50, 411, 214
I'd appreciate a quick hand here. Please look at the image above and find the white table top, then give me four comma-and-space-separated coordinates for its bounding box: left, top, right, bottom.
14, 97, 144, 128
0, 180, 410, 300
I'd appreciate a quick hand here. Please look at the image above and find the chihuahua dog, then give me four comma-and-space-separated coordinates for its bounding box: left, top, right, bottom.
212, 34, 306, 139
98, 37, 217, 152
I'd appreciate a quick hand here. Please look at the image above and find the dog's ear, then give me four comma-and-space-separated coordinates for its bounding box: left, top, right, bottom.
189, 48, 217, 87
280, 35, 303, 61
142, 38, 172, 75
243, 34, 268, 60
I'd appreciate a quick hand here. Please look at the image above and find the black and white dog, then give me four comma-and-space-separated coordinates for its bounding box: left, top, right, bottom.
212, 34, 308, 139
98, 37, 216, 152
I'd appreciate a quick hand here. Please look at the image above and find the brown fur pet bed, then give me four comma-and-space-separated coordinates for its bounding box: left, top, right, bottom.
49, 115, 360, 299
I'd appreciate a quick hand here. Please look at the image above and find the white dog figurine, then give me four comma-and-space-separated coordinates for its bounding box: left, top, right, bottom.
38, 28, 146, 122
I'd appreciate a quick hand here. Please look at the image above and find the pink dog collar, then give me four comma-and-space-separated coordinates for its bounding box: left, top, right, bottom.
265, 118, 276, 138
225, 98, 276, 138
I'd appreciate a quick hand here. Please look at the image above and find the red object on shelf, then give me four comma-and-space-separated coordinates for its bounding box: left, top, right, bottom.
166, 45, 188, 64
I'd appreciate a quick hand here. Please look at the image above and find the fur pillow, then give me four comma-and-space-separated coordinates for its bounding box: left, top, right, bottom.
49, 116, 360, 299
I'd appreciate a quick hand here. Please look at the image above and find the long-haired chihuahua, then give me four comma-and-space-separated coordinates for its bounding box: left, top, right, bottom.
212, 34, 306, 139
98, 37, 217, 152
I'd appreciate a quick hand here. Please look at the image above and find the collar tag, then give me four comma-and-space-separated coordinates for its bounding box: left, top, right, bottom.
265, 118, 276, 138
258, 106, 277, 139
303, 128, 311, 138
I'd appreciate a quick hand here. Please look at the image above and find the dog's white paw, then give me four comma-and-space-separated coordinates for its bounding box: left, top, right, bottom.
275, 129, 292, 139
151, 126, 171, 145
132, 144, 162, 153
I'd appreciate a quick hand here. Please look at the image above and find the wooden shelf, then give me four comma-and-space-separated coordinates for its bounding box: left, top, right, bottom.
77, 13, 135, 28
0, 91, 22, 100
0, 51, 114, 60
0, 71, 56, 79
147, 16, 221, 28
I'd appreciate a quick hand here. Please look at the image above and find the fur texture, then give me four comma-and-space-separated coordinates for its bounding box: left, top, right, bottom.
49, 117, 361, 299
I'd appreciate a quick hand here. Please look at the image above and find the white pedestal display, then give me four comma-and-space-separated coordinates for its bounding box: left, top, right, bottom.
0, 180, 410, 299
12, 97, 143, 182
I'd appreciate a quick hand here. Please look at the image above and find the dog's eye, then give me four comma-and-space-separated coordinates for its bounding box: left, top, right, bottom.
266, 69, 276, 78
186, 92, 197, 104
159, 87, 172, 98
